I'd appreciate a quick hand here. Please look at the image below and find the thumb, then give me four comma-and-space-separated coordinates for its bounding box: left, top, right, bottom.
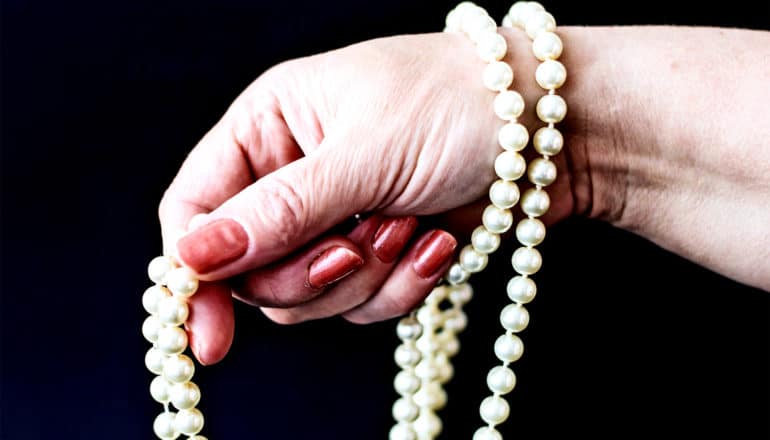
175, 137, 380, 280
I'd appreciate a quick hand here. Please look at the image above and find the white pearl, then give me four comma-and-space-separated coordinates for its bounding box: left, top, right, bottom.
480, 395, 510, 425
500, 303, 530, 332
166, 267, 199, 298
157, 326, 188, 355
459, 245, 488, 273
536, 94, 567, 123
494, 333, 524, 362
525, 10, 556, 39
175, 408, 204, 435
460, 6, 491, 36
424, 286, 447, 305
148, 256, 176, 284
498, 122, 529, 151
446, 263, 470, 285
413, 410, 442, 438
414, 381, 447, 410
489, 179, 520, 209
521, 188, 551, 217
476, 31, 507, 62
142, 315, 163, 343
501, 14, 513, 28
389, 422, 417, 440
444, 7, 463, 32
509, 1, 544, 27
416, 334, 441, 355
443, 309, 468, 332
494, 151, 526, 181
392, 397, 419, 422
145, 347, 168, 375
437, 331, 460, 357
533, 126, 564, 156
395, 344, 422, 368
397, 317, 423, 342
507, 276, 537, 303
153, 412, 178, 440
473, 426, 503, 440
536, 59, 567, 90
437, 356, 454, 383
482, 61, 513, 92
448, 283, 473, 305
512, 246, 543, 275
528, 157, 557, 186
415, 357, 440, 382
143, 285, 171, 315
532, 31, 563, 60
170, 381, 201, 410
417, 305, 444, 328
163, 354, 195, 383
482, 205, 513, 234
394, 371, 421, 395
157, 296, 190, 326
150, 375, 173, 403
471, 226, 500, 254
487, 365, 517, 395
516, 218, 546, 246
493, 90, 524, 121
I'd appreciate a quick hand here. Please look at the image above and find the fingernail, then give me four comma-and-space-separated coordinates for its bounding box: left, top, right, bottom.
412, 230, 457, 279
307, 246, 364, 289
177, 218, 249, 274
372, 216, 418, 263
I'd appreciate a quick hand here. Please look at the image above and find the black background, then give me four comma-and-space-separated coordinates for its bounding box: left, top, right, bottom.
1, 0, 768, 438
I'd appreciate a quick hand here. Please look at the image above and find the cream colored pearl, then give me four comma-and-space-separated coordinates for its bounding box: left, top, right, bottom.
494, 151, 526, 181
389, 422, 417, 440
507, 276, 537, 304
148, 256, 176, 285
460, 6, 491, 36
494, 333, 524, 363
425, 286, 447, 305
509, 1, 544, 27
482, 205, 513, 234
157, 296, 190, 326
528, 157, 557, 186
473, 426, 503, 440
145, 347, 168, 375
413, 410, 442, 439
443, 309, 468, 332
414, 381, 447, 410
397, 317, 423, 342
175, 408, 204, 435
163, 354, 195, 383
521, 188, 551, 217
487, 365, 517, 395
471, 226, 500, 254
157, 326, 188, 355
446, 262, 470, 285
142, 315, 163, 343
480, 395, 510, 425
516, 218, 546, 246
392, 397, 419, 422
536, 94, 567, 123
415, 357, 440, 381
525, 10, 556, 39
417, 305, 444, 328
532, 31, 563, 60
476, 32, 507, 62
533, 126, 563, 156
143, 285, 171, 315
493, 90, 525, 121
394, 371, 421, 395
153, 412, 178, 440
448, 283, 473, 305
170, 381, 201, 410
535, 59, 567, 90
482, 61, 513, 92
489, 179, 520, 209
459, 245, 488, 273
500, 303, 530, 332
498, 122, 529, 151
512, 246, 543, 275
166, 267, 199, 298
415, 335, 440, 357
437, 355, 454, 383
395, 344, 422, 368
150, 375, 173, 403
440, 336, 460, 359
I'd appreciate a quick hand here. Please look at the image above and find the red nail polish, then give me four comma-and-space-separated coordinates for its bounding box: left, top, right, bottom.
307, 246, 364, 289
372, 217, 418, 263
177, 218, 249, 274
412, 231, 457, 279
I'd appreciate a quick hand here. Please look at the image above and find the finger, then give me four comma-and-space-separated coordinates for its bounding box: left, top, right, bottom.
185, 281, 235, 365
343, 229, 457, 324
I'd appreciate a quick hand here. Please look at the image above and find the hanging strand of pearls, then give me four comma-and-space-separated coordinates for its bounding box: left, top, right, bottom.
143, 256, 208, 440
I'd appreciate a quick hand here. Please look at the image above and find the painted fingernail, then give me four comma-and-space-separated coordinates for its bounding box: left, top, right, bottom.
412, 230, 457, 279
372, 216, 419, 263
177, 218, 249, 274
307, 246, 364, 289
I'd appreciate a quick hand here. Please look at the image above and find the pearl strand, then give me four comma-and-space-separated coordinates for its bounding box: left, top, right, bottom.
143, 256, 207, 440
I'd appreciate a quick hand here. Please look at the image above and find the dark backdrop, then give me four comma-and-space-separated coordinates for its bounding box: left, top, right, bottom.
2, 0, 768, 439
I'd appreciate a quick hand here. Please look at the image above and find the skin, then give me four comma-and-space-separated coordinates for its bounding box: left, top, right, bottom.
159, 26, 770, 365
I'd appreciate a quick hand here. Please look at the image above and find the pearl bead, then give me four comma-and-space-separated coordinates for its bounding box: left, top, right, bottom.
437, 330, 460, 357
460, 6, 491, 35
482, 61, 513, 92
415, 381, 447, 410
145, 347, 168, 375
473, 426, 503, 440
157, 296, 190, 326
487, 365, 517, 395
459, 245, 488, 273
521, 188, 551, 217
536, 94, 567, 123
175, 408, 204, 435
493, 90, 525, 121
500, 303, 530, 332
511, 246, 543, 275
489, 179, 520, 209
533, 126, 564, 156
395, 344, 422, 368
507, 276, 537, 303
509, 1, 544, 27
142, 315, 163, 343
163, 354, 195, 383
482, 205, 513, 234
143, 285, 171, 315
516, 218, 546, 246
471, 226, 500, 254
413, 409, 442, 438
424, 286, 447, 305
498, 122, 529, 151
397, 317, 423, 342
528, 157, 557, 186
525, 10, 556, 39
437, 357, 454, 383
389, 422, 417, 440
476, 32, 507, 62
394, 371, 421, 395
480, 395, 510, 425
417, 305, 443, 328
415, 357, 440, 381
535, 59, 567, 90
532, 31, 563, 60
157, 326, 189, 355
165, 267, 199, 298
443, 309, 468, 333
170, 381, 201, 410
444, 6, 463, 32
494, 333, 524, 362
148, 256, 176, 284
153, 412, 178, 440
446, 262, 470, 285
150, 375, 173, 403
448, 283, 473, 305
416, 336, 441, 357
494, 151, 526, 181
392, 397, 419, 422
